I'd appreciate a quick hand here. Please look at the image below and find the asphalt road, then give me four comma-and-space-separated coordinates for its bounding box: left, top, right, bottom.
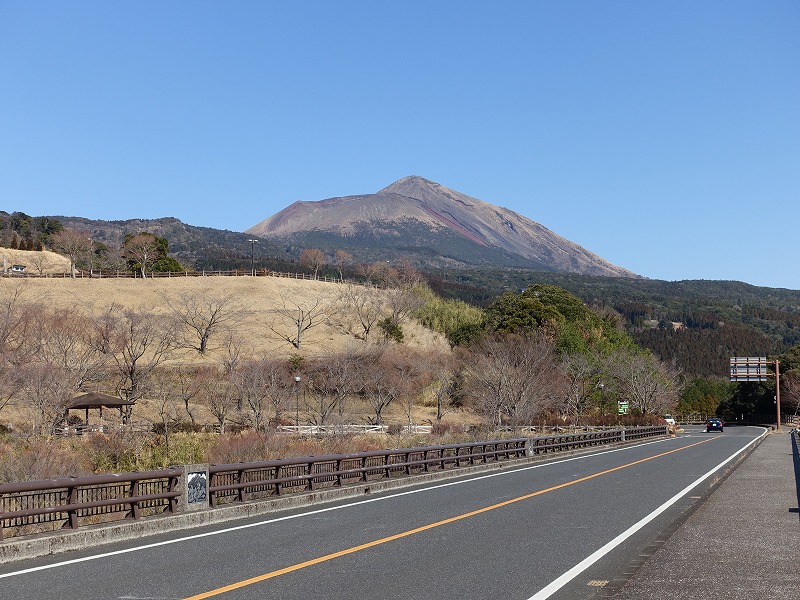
0, 426, 764, 600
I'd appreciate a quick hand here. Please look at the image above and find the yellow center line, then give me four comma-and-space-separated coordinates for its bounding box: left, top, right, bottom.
185, 437, 717, 599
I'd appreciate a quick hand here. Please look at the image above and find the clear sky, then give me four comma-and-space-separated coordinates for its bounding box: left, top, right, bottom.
2, 1, 798, 289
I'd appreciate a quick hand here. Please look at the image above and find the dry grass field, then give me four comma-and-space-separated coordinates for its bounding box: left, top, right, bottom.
1, 248, 71, 274
1, 268, 469, 436
7, 274, 450, 357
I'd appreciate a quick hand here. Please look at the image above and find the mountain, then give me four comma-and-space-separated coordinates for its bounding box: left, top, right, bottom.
245, 176, 638, 278
36, 216, 285, 271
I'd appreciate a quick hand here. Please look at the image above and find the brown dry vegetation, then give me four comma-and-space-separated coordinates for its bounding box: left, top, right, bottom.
9, 276, 448, 355
0, 251, 677, 482
1, 275, 453, 419
1, 248, 71, 274
0, 273, 492, 481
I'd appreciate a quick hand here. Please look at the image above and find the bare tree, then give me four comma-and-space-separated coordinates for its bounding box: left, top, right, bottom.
99, 245, 129, 275
334, 249, 352, 280
425, 353, 459, 422
358, 348, 409, 426
356, 261, 390, 286
49, 229, 91, 278
122, 234, 162, 278
394, 257, 424, 288
561, 351, 607, 427
164, 290, 243, 354
219, 332, 245, 375
304, 347, 364, 424
0, 360, 25, 419
609, 349, 680, 416
231, 357, 291, 432
0, 283, 39, 417
266, 293, 338, 350
299, 248, 325, 280
93, 307, 176, 412
0, 281, 40, 363
384, 286, 425, 328
781, 371, 800, 419
34, 306, 108, 391
29, 252, 48, 275
18, 363, 73, 435
339, 283, 384, 343
173, 365, 202, 426
463, 333, 563, 427
390, 347, 429, 428
149, 369, 186, 459
196, 366, 239, 434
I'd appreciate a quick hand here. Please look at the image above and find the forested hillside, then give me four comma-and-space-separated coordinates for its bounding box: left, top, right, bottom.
428, 269, 800, 378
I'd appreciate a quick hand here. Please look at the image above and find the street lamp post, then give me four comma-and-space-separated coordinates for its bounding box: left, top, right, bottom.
294, 375, 301, 430
248, 239, 258, 276
597, 382, 605, 418
88, 238, 94, 277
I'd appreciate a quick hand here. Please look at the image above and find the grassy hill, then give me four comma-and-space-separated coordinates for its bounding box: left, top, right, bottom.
1, 248, 71, 274
0, 275, 453, 433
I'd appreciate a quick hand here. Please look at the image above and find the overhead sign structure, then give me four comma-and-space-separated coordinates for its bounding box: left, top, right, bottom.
729, 357, 768, 382
729, 356, 782, 432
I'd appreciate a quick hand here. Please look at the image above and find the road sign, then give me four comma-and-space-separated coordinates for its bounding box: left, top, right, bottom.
729, 357, 768, 382
617, 400, 629, 415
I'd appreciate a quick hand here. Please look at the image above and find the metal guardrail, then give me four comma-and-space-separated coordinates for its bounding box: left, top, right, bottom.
0, 427, 667, 540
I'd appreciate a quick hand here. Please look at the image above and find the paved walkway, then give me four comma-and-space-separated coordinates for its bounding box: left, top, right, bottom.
612, 430, 800, 599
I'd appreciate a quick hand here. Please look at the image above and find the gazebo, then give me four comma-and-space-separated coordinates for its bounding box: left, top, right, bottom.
65, 392, 135, 432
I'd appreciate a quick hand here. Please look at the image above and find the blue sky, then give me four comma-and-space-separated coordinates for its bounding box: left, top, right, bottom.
2, 1, 798, 289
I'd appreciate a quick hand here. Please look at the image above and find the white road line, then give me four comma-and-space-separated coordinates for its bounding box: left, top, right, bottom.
526, 429, 767, 600
0, 435, 687, 580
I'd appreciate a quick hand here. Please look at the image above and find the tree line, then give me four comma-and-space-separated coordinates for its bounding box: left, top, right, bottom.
3, 271, 798, 484
0, 276, 687, 441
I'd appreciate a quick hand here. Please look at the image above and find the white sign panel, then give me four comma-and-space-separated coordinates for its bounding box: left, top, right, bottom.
729, 357, 768, 382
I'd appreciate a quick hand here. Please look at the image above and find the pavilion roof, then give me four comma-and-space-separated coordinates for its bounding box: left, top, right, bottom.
66, 392, 134, 409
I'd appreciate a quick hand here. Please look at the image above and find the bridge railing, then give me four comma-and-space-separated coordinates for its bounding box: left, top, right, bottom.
207, 438, 530, 505
0, 469, 181, 540
0, 427, 667, 540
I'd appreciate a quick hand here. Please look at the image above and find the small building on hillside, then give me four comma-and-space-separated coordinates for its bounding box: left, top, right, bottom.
63, 392, 135, 433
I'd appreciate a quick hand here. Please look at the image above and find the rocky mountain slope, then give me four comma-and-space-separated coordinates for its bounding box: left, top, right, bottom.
246, 176, 638, 278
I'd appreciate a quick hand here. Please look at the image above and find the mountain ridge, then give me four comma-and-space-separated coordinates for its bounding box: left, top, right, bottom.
246, 176, 638, 278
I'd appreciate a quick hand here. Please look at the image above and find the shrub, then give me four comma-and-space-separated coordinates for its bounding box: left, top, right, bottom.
0, 439, 86, 483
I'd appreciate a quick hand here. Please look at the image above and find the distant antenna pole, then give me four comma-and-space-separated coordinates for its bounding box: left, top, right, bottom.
248, 239, 258, 276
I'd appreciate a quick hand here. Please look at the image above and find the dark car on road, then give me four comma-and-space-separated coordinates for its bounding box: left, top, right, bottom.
706, 417, 724, 433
